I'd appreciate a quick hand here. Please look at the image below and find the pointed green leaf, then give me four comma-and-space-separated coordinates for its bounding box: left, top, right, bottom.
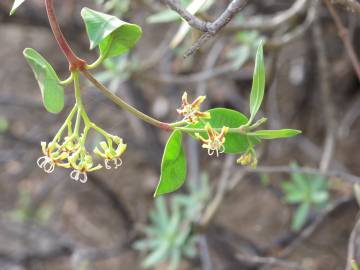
81, 7, 142, 60
142, 243, 168, 268
289, 163, 307, 190
253, 129, 301, 139
292, 202, 310, 231
187, 108, 260, 154
155, 131, 187, 196
10, 0, 26, 15
281, 182, 298, 195
249, 41, 265, 123
311, 191, 329, 204
23, 48, 64, 114
284, 191, 305, 204
152, 197, 169, 228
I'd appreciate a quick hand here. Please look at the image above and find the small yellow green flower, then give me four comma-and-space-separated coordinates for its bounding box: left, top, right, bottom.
37, 141, 71, 173
94, 137, 127, 170
195, 124, 229, 157
237, 150, 257, 168
177, 92, 210, 124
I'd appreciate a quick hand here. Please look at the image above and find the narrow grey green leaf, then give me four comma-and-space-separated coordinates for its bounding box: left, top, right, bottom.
249, 41, 265, 123
292, 202, 310, 232
253, 129, 301, 139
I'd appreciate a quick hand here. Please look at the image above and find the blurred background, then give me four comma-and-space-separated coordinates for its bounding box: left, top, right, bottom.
0, 0, 360, 269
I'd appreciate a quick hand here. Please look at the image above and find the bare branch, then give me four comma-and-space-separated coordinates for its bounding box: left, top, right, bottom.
160, 0, 208, 31
226, 0, 309, 33
312, 12, 337, 172
266, 0, 317, 49
236, 253, 310, 270
161, 0, 249, 57
184, 0, 249, 57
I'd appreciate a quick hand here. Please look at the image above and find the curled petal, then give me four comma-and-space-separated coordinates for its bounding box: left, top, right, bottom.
70, 170, 80, 181
43, 161, 55, 173
105, 159, 112, 170
205, 124, 216, 141
219, 144, 226, 154
41, 142, 47, 155
37, 156, 55, 173
37, 156, 48, 168
218, 126, 229, 141
114, 158, 122, 169
104, 158, 123, 170
195, 111, 211, 119
181, 92, 189, 106
79, 172, 88, 184
191, 95, 206, 109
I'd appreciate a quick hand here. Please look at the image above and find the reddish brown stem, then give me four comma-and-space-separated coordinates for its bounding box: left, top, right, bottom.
45, 0, 86, 71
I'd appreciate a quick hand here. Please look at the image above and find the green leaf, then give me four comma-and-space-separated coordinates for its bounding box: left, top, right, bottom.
281, 182, 297, 194
154, 131, 187, 196
152, 197, 169, 228
253, 129, 301, 139
133, 238, 160, 251
249, 41, 265, 123
284, 192, 305, 204
311, 191, 329, 204
291, 202, 310, 232
311, 175, 328, 191
168, 249, 181, 270
81, 7, 142, 60
142, 243, 169, 268
289, 163, 307, 190
10, 0, 26, 15
188, 108, 260, 154
23, 48, 64, 114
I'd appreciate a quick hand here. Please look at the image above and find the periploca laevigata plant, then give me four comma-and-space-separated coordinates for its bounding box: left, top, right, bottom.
10, 0, 301, 196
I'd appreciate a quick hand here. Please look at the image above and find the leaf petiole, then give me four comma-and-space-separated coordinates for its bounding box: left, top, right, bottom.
85, 55, 105, 70
59, 73, 74, 86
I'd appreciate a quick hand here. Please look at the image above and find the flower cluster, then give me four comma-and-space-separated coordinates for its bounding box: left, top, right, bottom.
177, 92, 210, 124
37, 110, 126, 183
176, 92, 229, 158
